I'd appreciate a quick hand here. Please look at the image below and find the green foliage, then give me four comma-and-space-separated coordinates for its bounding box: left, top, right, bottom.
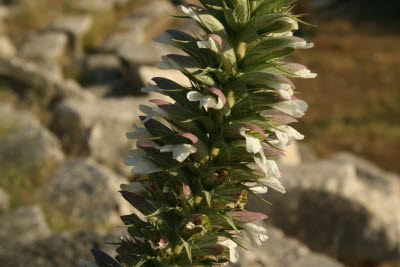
88, 0, 315, 266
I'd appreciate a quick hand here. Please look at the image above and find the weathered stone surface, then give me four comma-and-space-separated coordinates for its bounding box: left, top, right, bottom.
52, 96, 156, 175
0, 206, 51, 250
48, 15, 93, 55
250, 155, 400, 263
0, 103, 65, 186
19, 32, 68, 61
0, 54, 92, 103
0, 187, 9, 213
230, 225, 344, 267
82, 53, 122, 85
138, 65, 190, 86
0, 35, 16, 57
74, 0, 128, 12
0, 231, 118, 267
46, 158, 129, 227
48, 15, 93, 40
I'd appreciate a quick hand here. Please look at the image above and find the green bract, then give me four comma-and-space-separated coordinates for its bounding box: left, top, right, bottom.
84, 0, 316, 266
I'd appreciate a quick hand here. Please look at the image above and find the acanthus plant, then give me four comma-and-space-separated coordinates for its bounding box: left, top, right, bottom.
83, 0, 316, 266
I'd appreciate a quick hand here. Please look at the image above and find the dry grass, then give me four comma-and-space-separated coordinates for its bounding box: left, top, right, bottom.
294, 20, 400, 174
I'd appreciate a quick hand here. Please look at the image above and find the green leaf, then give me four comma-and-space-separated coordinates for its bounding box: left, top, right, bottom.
182, 238, 193, 263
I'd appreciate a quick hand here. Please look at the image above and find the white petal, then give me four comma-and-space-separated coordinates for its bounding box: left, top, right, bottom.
156, 61, 172, 70
141, 83, 161, 93
250, 185, 268, 194
262, 177, 286, 194
187, 91, 204, 102
269, 100, 308, 118
160, 145, 175, 153
152, 31, 174, 46
173, 144, 197, 162
121, 182, 146, 194
219, 239, 239, 263
124, 156, 161, 174
242, 223, 268, 247
254, 155, 281, 178
271, 125, 304, 147
239, 127, 262, 154
295, 68, 317, 78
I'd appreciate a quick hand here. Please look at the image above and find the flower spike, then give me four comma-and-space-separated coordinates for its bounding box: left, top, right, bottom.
89, 1, 316, 266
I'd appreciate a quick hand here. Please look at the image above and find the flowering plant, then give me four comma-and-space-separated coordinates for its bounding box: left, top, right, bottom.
83, 0, 315, 266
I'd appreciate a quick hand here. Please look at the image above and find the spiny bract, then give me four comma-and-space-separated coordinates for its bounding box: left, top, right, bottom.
84, 0, 316, 266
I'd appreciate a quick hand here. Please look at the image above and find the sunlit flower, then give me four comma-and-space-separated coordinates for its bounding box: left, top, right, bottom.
124, 156, 162, 175
267, 99, 308, 118
139, 104, 170, 123
239, 127, 263, 154
270, 125, 304, 147
160, 144, 197, 162
241, 223, 269, 247
219, 238, 239, 263
187, 91, 224, 111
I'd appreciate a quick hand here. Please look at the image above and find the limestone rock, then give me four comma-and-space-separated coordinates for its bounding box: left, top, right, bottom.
82, 53, 122, 85
52, 96, 157, 175
0, 187, 9, 213
48, 15, 93, 55
138, 65, 190, 86
0, 54, 92, 104
250, 155, 400, 263
0, 103, 65, 187
46, 158, 129, 228
19, 32, 67, 61
230, 225, 344, 267
74, 0, 128, 12
0, 206, 51, 250
0, 231, 118, 267
0, 35, 16, 57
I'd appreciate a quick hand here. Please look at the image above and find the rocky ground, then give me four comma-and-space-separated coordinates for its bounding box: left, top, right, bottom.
0, 0, 399, 267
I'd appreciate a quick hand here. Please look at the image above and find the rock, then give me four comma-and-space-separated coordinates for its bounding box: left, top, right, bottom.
45, 158, 129, 228
230, 225, 344, 267
278, 141, 301, 166
138, 65, 190, 86
250, 155, 400, 263
33, 59, 63, 80
0, 103, 65, 189
0, 206, 51, 250
19, 32, 68, 61
0, 187, 9, 213
0, 35, 16, 57
48, 15, 93, 55
82, 53, 122, 85
0, 54, 92, 104
0, 231, 119, 267
118, 41, 181, 66
52, 96, 156, 175
74, 0, 128, 12
297, 143, 318, 162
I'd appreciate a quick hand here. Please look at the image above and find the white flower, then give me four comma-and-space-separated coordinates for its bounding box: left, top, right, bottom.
197, 38, 220, 53
272, 31, 294, 37
126, 123, 157, 147
152, 31, 175, 46
79, 260, 99, 267
219, 239, 239, 263
259, 177, 286, 194
124, 156, 162, 175
270, 125, 304, 147
287, 37, 314, 50
283, 63, 317, 78
254, 154, 281, 178
242, 223, 269, 247
239, 127, 263, 154
295, 68, 317, 78
160, 144, 197, 162
187, 91, 224, 111
139, 104, 170, 123
267, 99, 308, 118
141, 83, 161, 93
120, 182, 146, 194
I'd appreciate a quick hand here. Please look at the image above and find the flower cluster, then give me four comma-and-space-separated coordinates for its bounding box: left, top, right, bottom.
84, 0, 315, 266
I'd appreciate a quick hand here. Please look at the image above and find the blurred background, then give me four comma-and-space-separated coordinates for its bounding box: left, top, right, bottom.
0, 0, 399, 266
